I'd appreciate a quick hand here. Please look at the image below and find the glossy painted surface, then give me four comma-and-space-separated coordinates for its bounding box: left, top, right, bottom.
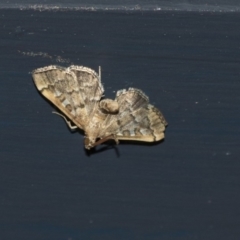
0, 9, 240, 240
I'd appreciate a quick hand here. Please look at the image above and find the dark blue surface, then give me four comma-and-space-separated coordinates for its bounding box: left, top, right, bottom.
0, 9, 240, 240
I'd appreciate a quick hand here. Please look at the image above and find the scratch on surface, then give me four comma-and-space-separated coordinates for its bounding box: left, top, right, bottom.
18, 50, 71, 64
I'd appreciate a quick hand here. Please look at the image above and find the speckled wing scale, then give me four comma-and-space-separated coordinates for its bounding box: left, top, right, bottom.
32, 65, 103, 130
32, 65, 167, 150
99, 88, 167, 142
115, 88, 167, 141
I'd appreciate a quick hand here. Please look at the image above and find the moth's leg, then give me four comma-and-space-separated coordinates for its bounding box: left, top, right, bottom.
52, 111, 78, 130
112, 134, 119, 145
92, 134, 119, 148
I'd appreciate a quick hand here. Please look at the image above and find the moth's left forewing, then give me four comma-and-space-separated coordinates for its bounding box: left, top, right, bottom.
115, 104, 167, 142
99, 88, 167, 143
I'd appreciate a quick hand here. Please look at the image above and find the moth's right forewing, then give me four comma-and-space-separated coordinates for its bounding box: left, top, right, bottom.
32, 66, 86, 129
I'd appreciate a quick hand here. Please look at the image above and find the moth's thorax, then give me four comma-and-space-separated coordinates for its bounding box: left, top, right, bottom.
85, 108, 109, 139
84, 110, 109, 149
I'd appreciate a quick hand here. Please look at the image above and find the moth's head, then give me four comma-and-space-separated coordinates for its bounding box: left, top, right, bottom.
84, 137, 95, 150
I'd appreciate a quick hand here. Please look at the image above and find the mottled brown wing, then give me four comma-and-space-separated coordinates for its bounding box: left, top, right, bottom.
32, 65, 103, 130
99, 88, 167, 142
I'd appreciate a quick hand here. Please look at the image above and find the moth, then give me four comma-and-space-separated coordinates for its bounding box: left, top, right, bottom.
32, 65, 167, 149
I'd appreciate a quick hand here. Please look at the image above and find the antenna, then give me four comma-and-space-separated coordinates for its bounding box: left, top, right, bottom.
99, 66, 101, 82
